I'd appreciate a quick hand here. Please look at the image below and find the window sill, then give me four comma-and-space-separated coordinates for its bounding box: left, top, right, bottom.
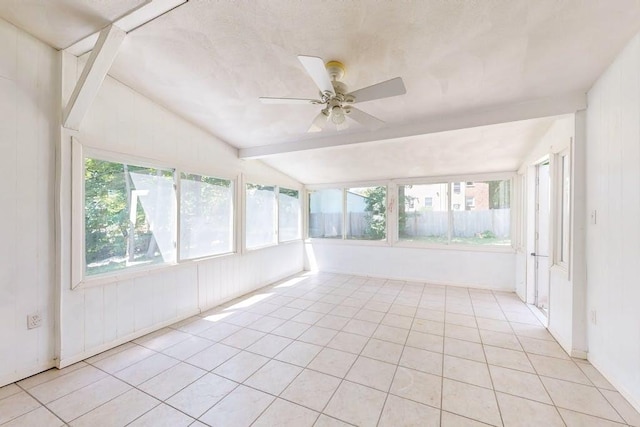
305, 238, 515, 253
305, 238, 390, 247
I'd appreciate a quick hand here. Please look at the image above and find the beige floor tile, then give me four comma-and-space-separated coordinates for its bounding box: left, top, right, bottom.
196, 321, 242, 341
600, 389, 640, 426
199, 385, 274, 427
558, 408, 627, 427
138, 362, 205, 401
406, 331, 444, 353
476, 318, 513, 334
441, 411, 494, 426
160, 336, 213, 360
326, 331, 369, 354
0, 392, 42, 424
442, 378, 501, 426
299, 326, 339, 346
173, 317, 217, 335
575, 361, 616, 390
444, 337, 485, 362
281, 369, 341, 411
372, 324, 409, 344
165, 373, 237, 418
70, 388, 158, 427
84, 343, 135, 364
0, 384, 21, 400
443, 355, 492, 388
446, 313, 478, 328
213, 351, 269, 383
346, 356, 396, 391
292, 310, 326, 325
247, 315, 286, 333
504, 310, 540, 325
411, 318, 444, 335
390, 366, 441, 407
271, 320, 311, 339
388, 304, 417, 317
510, 322, 555, 341
2, 406, 63, 427
484, 345, 534, 372
246, 333, 293, 357
253, 398, 319, 427
271, 306, 303, 320
128, 403, 194, 427
315, 314, 350, 330
308, 302, 336, 314
473, 309, 507, 321
134, 329, 191, 351
361, 338, 404, 364
114, 353, 180, 386
399, 346, 443, 376
184, 342, 239, 371
519, 336, 570, 359
308, 348, 357, 378
225, 311, 264, 327
415, 308, 445, 322
479, 330, 522, 351
274, 341, 323, 367
324, 381, 387, 427
330, 305, 360, 318
445, 324, 481, 343
47, 376, 131, 422
378, 394, 440, 427
91, 345, 156, 374
245, 359, 302, 395
381, 313, 413, 329
342, 319, 378, 337
541, 377, 624, 422
529, 353, 591, 384
497, 392, 564, 427
489, 365, 552, 404
220, 328, 266, 349
17, 363, 88, 390
29, 365, 109, 404
354, 308, 385, 323
364, 301, 392, 313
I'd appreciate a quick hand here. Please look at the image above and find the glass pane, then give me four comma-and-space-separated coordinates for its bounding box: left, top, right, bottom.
309, 189, 343, 238
84, 158, 176, 276
451, 180, 511, 245
246, 184, 277, 249
560, 155, 570, 262
180, 173, 233, 259
398, 184, 448, 243
279, 188, 301, 242
346, 186, 386, 240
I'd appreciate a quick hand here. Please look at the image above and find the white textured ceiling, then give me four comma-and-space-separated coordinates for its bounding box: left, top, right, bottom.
0, 0, 147, 49
261, 116, 557, 184
1, 0, 639, 182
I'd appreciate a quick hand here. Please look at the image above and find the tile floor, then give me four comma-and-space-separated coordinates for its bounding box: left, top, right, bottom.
2, 272, 640, 426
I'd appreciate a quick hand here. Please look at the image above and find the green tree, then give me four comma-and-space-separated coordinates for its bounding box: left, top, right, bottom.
362, 186, 387, 240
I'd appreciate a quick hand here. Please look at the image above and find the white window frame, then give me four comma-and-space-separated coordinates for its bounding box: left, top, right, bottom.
554, 149, 571, 271
278, 186, 302, 243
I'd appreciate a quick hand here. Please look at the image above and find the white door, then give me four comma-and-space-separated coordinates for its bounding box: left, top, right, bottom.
534, 162, 550, 314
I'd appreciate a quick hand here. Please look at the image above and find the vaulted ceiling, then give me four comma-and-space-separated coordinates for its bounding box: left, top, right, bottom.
2, 0, 640, 183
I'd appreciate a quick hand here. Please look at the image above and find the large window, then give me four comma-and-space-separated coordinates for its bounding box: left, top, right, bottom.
346, 186, 386, 240
279, 188, 301, 242
245, 184, 277, 249
398, 179, 511, 246
180, 173, 233, 260
84, 158, 176, 276
308, 189, 343, 238
399, 183, 448, 244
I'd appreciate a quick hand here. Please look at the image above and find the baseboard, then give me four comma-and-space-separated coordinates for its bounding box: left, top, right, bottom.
588, 354, 640, 415
0, 361, 56, 388
571, 349, 588, 359
311, 268, 516, 293
57, 308, 200, 369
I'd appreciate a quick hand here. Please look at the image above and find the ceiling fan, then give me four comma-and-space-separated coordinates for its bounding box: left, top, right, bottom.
259, 55, 407, 132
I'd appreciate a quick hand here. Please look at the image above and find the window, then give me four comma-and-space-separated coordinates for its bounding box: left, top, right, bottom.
397, 179, 512, 246
398, 183, 448, 244
308, 189, 343, 238
558, 153, 571, 265
180, 173, 233, 259
279, 187, 301, 242
84, 158, 176, 276
346, 186, 386, 240
245, 184, 277, 249
452, 180, 511, 245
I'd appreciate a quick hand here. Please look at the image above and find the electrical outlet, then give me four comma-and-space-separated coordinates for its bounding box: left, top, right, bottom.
590, 210, 597, 225
590, 310, 597, 325
27, 313, 42, 329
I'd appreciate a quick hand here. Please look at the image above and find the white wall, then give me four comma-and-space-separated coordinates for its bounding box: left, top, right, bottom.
586, 32, 640, 410
55, 58, 304, 366
306, 243, 515, 290
0, 19, 58, 386
516, 115, 587, 358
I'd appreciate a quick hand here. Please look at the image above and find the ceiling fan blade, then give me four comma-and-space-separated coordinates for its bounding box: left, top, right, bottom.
259, 97, 321, 105
298, 55, 335, 96
346, 107, 385, 130
308, 111, 330, 133
346, 77, 406, 103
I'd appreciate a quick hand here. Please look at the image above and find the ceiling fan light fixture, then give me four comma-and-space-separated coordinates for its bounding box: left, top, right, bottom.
331, 106, 346, 125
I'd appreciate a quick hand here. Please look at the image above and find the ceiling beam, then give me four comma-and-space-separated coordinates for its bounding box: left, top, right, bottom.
62, 25, 126, 131
239, 92, 586, 159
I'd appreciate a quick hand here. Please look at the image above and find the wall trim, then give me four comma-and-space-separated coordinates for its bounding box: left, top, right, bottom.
0, 361, 57, 389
